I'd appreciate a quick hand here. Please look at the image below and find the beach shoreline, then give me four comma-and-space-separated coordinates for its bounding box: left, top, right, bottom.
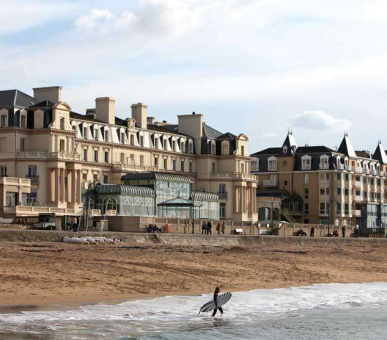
1, 238, 387, 311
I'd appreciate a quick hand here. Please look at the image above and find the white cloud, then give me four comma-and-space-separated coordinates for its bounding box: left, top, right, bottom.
293, 111, 351, 132
75, 9, 115, 30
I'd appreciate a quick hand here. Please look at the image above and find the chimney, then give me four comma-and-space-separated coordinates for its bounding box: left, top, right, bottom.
147, 117, 155, 125
178, 112, 203, 138
33, 86, 62, 103
131, 103, 147, 129
96, 97, 115, 125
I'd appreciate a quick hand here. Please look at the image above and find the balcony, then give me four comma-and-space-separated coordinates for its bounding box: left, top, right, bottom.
26, 175, 39, 184
209, 172, 257, 181
17, 150, 81, 161
3, 205, 83, 217
319, 163, 329, 170
262, 179, 278, 187
218, 192, 228, 200
301, 165, 311, 171
0, 177, 31, 187
112, 163, 158, 173
355, 195, 363, 202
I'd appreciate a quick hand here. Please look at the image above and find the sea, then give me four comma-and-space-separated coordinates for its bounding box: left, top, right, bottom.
1, 282, 387, 339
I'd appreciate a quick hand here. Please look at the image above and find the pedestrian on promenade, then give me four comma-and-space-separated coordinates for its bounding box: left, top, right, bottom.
221, 221, 225, 235
216, 222, 221, 234
207, 221, 212, 235
342, 225, 346, 238
310, 226, 315, 237
202, 221, 207, 234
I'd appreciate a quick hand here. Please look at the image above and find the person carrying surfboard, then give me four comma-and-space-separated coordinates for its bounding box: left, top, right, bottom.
212, 286, 223, 317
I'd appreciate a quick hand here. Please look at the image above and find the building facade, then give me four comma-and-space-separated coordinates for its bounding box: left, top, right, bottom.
252, 132, 387, 234
0, 86, 255, 223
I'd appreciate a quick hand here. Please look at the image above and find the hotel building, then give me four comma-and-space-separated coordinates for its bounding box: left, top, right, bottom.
0, 86, 257, 224
251, 132, 387, 235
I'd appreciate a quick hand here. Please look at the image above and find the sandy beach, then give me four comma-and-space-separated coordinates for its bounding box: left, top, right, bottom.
1, 238, 387, 309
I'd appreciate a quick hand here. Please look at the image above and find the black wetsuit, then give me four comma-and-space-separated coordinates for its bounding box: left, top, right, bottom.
212, 293, 224, 317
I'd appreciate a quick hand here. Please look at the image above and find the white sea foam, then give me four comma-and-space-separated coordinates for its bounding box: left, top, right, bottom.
1, 282, 387, 339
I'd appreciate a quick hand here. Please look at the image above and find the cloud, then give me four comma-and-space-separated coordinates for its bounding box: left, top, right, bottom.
293, 111, 351, 132
74, 1, 205, 39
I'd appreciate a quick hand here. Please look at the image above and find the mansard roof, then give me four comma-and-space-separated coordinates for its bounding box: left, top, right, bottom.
0, 89, 37, 108
296, 146, 335, 154
251, 147, 282, 156
338, 134, 357, 158
218, 132, 237, 139
372, 143, 387, 164
202, 123, 223, 139
356, 150, 372, 159
29, 100, 56, 108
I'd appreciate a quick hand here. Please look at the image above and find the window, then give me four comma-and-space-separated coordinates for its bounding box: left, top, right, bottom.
337, 173, 341, 180
60, 118, 65, 130
103, 175, 108, 184
326, 188, 329, 195
222, 144, 228, 155
320, 156, 329, 169
189, 162, 193, 172
94, 150, 98, 162
304, 188, 309, 199
29, 191, 37, 205
83, 149, 88, 161
356, 190, 361, 196
140, 136, 144, 146
371, 178, 375, 185
130, 135, 135, 145
345, 174, 349, 181
284, 180, 288, 185
172, 141, 176, 151
1, 115, 6, 127
377, 179, 381, 186
301, 156, 311, 170
337, 202, 341, 214
83, 127, 88, 138
283, 160, 287, 166
304, 174, 309, 186
220, 203, 226, 218
172, 159, 176, 170
345, 189, 349, 196
337, 188, 341, 195
363, 177, 367, 184
154, 156, 159, 167
155, 138, 159, 148
211, 143, 216, 155
181, 160, 185, 172
212, 162, 216, 173
219, 184, 226, 193
320, 188, 325, 195
320, 203, 325, 215
344, 204, 349, 215
20, 138, 26, 151
164, 158, 167, 169
0, 166, 7, 177
94, 129, 98, 140
268, 157, 277, 171
164, 139, 168, 150
104, 151, 109, 163
28, 165, 37, 178
326, 173, 329, 180
140, 155, 144, 166
189, 142, 193, 154
181, 141, 185, 152
59, 140, 65, 151
105, 131, 109, 142
21, 115, 26, 128
304, 203, 309, 214
241, 146, 245, 155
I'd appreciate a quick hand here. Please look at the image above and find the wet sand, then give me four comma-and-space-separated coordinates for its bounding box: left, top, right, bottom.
1, 240, 387, 309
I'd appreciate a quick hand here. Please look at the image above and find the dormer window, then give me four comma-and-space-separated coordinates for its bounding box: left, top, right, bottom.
211, 141, 216, 155
283, 146, 288, 154
268, 156, 277, 171
251, 158, 259, 172
320, 155, 329, 169
301, 155, 312, 170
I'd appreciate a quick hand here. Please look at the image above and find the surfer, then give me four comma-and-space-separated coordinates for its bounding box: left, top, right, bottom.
212, 286, 224, 317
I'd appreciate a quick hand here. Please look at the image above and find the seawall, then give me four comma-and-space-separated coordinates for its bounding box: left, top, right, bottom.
0, 229, 386, 247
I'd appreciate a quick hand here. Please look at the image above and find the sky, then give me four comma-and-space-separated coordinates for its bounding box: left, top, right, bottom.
1, 0, 387, 153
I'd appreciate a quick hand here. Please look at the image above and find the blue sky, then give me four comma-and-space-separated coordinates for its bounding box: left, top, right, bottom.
1, 0, 387, 153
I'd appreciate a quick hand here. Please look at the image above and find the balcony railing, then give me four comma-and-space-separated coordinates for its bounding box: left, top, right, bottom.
26, 175, 39, 184
0, 177, 31, 186
354, 210, 362, 217
17, 150, 81, 160
218, 192, 228, 200
261, 179, 278, 187
319, 163, 329, 170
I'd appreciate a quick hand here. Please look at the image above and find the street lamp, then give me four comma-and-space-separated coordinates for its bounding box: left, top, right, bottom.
190, 188, 205, 234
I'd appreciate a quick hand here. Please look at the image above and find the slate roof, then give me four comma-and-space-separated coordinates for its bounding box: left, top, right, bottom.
0, 89, 37, 108
296, 146, 335, 154
29, 100, 55, 108
338, 135, 357, 158
251, 148, 282, 156
356, 150, 372, 159
202, 123, 223, 139
372, 143, 387, 164
218, 132, 236, 139
282, 132, 297, 148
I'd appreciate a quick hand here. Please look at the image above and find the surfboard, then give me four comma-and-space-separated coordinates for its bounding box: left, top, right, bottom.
199, 292, 232, 314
